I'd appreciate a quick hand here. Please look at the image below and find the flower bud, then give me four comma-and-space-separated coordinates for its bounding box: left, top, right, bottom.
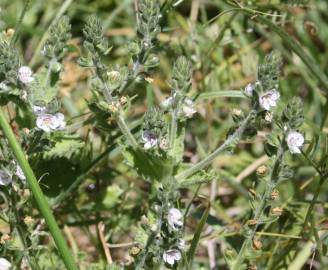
247, 219, 257, 226
24, 216, 34, 226
271, 207, 283, 216
252, 239, 262, 250
0, 234, 11, 244
256, 165, 268, 176
271, 189, 279, 200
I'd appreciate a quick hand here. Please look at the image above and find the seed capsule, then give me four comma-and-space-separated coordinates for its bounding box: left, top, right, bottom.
256, 165, 268, 176
271, 207, 283, 216
271, 189, 279, 200
253, 239, 262, 250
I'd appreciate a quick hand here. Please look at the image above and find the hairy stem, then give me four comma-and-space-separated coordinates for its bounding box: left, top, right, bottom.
117, 114, 139, 149
169, 108, 178, 149
232, 147, 284, 270
176, 109, 256, 181
0, 108, 78, 270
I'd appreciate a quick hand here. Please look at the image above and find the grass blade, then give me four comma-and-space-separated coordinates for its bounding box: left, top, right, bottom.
186, 202, 210, 269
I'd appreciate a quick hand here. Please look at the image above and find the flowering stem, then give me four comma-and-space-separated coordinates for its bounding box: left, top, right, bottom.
176, 110, 256, 181
232, 147, 285, 270
94, 62, 138, 149
0, 108, 78, 270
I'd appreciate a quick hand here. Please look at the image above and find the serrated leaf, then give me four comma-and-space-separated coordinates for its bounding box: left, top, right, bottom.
122, 146, 173, 181
29, 70, 59, 105
44, 139, 84, 160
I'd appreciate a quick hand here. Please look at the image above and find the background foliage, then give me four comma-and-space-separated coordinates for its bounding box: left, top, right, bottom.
0, 0, 328, 269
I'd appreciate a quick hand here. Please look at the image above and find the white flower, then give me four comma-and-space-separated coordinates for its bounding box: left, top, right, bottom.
32, 105, 47, 115
168, 208, 183, 230
160, 96, 174, 109
181, 98, 196, 118
0, 258, 11, 270
142, 131, 158, 150
244, 83, 254, 97
163, 249, 181, 266
259, 89, 280, 111
177, 239, 186, 250
15, 165, 26, 181
18, 66, 34, 84
0, 171, 12, 186
286, 131, 304, 154
36, 113, 66, 132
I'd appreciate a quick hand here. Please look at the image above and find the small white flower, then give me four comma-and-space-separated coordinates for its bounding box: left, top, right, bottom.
177, 239, 186, 250
0, 171, 12, 186
244, 83, 254, 97
286, 131, 304, 154
0, 258, 11, 270
15, 165, 26, 181
181, 98, 196, 118
259, 89, 280, 111
36, 113, 66, 132
32, 105, 47, 115
142, 131, 158, 150
163, 249, 181, 266
160, 96, 174, 109
18, 66, 34, 84
168, 208, 183, 230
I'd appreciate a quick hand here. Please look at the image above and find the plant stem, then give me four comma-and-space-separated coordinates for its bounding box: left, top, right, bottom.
232, 147, 284, 270
302, 174, 326, 233
117, 114, 139, 149
169, 109, 178, 149
0, 108, 78, 270
94, 60, 139, 149
176, 110, 256, 181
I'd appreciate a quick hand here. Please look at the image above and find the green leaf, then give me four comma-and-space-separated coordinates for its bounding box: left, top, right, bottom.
29, 70, 59, 105
44, 138, 84, 160
196, 90, 245, 101
122, 146, 173, 181
186, 203, 210, 270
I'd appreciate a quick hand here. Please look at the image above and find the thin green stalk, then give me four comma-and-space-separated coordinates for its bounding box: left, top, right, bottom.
301, 174, 326, 233
232, 147, 284, 270
117, 114, 139, 149
10, 0, 30, 46
176, 109, 256, 181
0, 108, 78, 270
